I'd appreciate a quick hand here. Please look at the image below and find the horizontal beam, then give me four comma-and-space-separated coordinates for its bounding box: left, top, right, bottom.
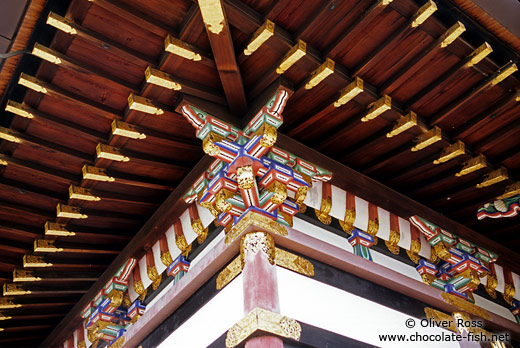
81, 165, 174, 191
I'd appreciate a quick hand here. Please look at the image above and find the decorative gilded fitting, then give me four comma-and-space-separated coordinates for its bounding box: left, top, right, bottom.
111, 119, 146, 139
96, 143, 130, 162
147, 266, 162, 291
160, 250, 173, 267
202, 132, 225, 156
276, 40, 306, 74
491, 61, 518, 85
305, 58, 334, 90
257, 123, 277, 147
13, 270, 41, 282
164, 34, 202, 61
34, 240, 63, 253
421, 273, 435, 285
32, 43, 62, 64
128, 93, 164, 115
69, 185, 100, 202
476, 167, 508, 188
361, 95, 391, 122
314, 196, 332, 225
216, 257, 242, 290
334, 77, 363, 108
107, 289, 123, 309
455, 154, 487, 176
440, 22, 466, 48
133, 280, 146, 301
406, 239, 421, 263
266, 181, 287, 205
46, 12, 77, 34
503, 283, 516, 306
411, 126, 442, 151
215, 189, 234, 213
433, 140, 465, 164
385, 229, 401, 255
175, 234, 191, 257
23, 255, 52, 268
0, 298, 21, 309
18, 73, 47, 94
192, 218, 208, 244
387, 112, 417, 138
145, 66, 181, 90
484, 274, 497, 298
411, 0, 437, 28
459, 269, 480, 292
240, 232, 275, 267
226, 307, 301, 348
3, 284, 31, 296
424, 308, 456, 332
82, 165, 115, 182
5, 100, 34, 119
465, 42, 492, 68
244, 19, 275, 56
367, 218, 379, 237
433, 242, 451, 261
56, 203, 87, 219
198, 0, 226, 34
497, 182, 520, 200
275, 248, 314, 277
200, 200, 220, 217
339, 208, 356, 234
236, 165, 255, 190
45, 221, 74, 237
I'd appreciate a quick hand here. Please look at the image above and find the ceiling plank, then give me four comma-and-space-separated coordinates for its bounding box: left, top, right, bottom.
198, 0, 247, 115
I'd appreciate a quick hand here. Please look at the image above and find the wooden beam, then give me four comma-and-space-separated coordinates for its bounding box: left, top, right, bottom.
67, 185, 159, 208
13, 269, 100, 283
0, 199, 54, 222
472, 117, 520, 153
3, 283, 89, 296
33, 239, 120, 255
0, 221, 42, 242
22, 254, 109, 271
18, 73, 123, 121
46, 12, 156, 67
199, 0, 248, 115
0, 238, 32, 256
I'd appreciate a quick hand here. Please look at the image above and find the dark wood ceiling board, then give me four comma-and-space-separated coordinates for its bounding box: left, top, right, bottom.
202, 5, 247, 115
241, 0, 276, 14
388, 49, 463, 104
50, 66, 130, 111
411, 68, 483, 117
282, 79, 347, 130
162, 59, 221, 91
333, 8, 405, 70
240, 45, 282, 88
389, 154, 470, 191
453, 91, 520, 140
0, 185, 59, 219
87, 0, 173, 38
318, 111, 398, 156
35, 96, 113, 134
266, 0, 321, 33
86, 181, 169, 199
65, 37, 146, 85
472, 116, 520, 155
70, 199, 156, 217
0, 154, 79, 187
342, 129, 420, 167
126, 0, 192, 29
293, 0, 335, 41
0, 238, 32, 255
57, 233, 131, 246
80, 4, 164, 59
0, 201, 53, 227
11, 144, 88, 176
120, 138, 203, 164
287, 99, 365, 144
428, 75, 511, 128
1, 169, 70, 202
298, 0, 364, 53
106, 161, 187, 183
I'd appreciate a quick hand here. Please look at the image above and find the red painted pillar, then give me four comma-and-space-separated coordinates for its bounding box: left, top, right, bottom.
241, 232, 283, 348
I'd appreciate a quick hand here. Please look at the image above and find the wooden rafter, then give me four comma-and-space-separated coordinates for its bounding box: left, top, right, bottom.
198, 0, 247, 115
